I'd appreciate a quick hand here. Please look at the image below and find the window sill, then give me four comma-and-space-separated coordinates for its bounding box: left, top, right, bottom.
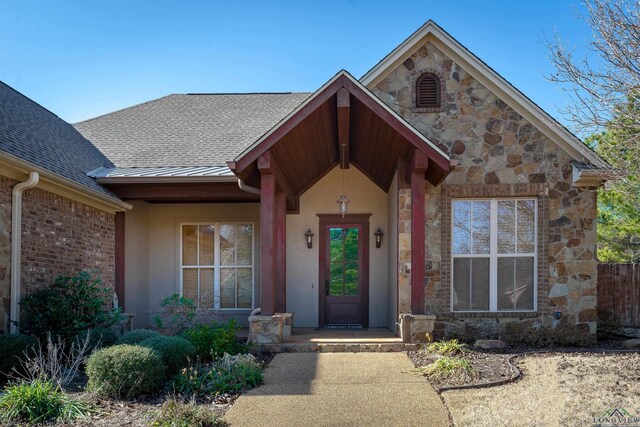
439, 311, 540, 319
202, 308, 254, 315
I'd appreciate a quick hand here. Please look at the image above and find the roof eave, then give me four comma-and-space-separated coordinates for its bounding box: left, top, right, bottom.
95, 176, 237, 184
572, 164, 624, 188
0, 152, 132, 212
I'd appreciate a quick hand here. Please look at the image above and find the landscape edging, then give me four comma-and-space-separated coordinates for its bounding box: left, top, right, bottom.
437, 349, 640, 393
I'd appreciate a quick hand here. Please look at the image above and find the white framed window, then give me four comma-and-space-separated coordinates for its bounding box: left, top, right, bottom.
180, 223, 254, 309
451, 199, 537, 312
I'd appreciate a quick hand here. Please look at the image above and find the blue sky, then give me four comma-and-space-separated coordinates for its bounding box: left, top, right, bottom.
0, 1, 593, 125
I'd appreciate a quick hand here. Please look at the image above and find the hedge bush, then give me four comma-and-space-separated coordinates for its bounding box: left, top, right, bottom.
139, 336, 196, 374
171, 353, 263, 396
182, 320, 246, 361
86, 345, 166, 398
19, 272, 120, 342
116, 329, 161, 345
0, 334, 38, 379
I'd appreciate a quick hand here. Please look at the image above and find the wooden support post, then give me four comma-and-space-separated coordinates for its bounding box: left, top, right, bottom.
337, 88, 350, 169
115, 211, 126, 310
258, 152, 276, 315
274, 189, 287, 313
409, 150, 428, 314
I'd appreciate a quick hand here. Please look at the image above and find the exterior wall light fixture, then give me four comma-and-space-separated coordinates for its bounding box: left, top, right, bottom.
374, 227, 384, 248
305, 228, 314, 249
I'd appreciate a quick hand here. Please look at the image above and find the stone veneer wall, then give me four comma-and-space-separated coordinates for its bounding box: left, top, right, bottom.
0, 174, 116, 333
375, 42, 598, 344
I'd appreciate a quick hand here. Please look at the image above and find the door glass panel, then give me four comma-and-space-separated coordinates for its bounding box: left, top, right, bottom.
327, 226, 360, 297
329, 228, 343, 262
329, 262, 343, 296
344, 228, 359, 260
344, 262, 359, 295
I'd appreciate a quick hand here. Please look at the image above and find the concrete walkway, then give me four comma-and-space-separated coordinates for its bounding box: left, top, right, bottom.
224, 353, 450, 427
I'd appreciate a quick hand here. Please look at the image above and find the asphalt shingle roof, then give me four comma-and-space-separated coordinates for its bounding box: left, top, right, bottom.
0, 81, 117, 198
74, 92, 312, 168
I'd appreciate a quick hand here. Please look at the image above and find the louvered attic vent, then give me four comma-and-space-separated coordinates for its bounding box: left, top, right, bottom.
416, 73, 440, 108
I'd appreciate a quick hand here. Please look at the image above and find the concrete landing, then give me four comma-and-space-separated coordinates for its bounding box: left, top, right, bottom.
224, 353, 450, 427
246, 327, 424, 353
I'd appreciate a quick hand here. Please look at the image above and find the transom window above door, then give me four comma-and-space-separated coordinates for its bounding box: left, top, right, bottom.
181, 223, 254, 309
451, 199, 537, 312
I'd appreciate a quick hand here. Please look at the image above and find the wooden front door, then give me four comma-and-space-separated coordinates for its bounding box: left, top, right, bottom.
318, 214, 369, 327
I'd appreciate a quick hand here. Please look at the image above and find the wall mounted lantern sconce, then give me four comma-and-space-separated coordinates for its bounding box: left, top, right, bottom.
374, 227, 384, 248
305, 228, 314, 249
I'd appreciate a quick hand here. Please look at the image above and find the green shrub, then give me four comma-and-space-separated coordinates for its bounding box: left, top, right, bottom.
170, 353, 262, 396
86, 345, 166, 398
116, 328, 161, 345
182, 320, 246, 361
139, 336, 197, 374
0, 334, 38, 379
150, 398, 225, 427
418, 356, 478, 382
424, 339, 466, 356
0, 379, 90, 423
19, 272, 121, 342
153, 294, 198, 333
74, 327, 118, 351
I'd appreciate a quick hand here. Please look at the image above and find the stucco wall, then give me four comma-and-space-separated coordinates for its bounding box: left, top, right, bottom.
373, 42, 598, 343
124, 200, 150, 326
125, 202, 260, 328
286, 166, 390, 328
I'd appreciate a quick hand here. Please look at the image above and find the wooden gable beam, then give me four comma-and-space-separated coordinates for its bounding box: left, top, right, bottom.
258, 151, 297, 211
337, 88, 350, 169
340, 76, 451, 173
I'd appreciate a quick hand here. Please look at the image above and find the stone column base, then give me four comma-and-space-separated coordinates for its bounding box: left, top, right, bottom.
399, 313, 436, 343
249, 315, 284, 344
274, 312, 294, 337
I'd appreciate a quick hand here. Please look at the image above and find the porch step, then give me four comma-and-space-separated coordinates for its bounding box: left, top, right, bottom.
253, 342, 424, 353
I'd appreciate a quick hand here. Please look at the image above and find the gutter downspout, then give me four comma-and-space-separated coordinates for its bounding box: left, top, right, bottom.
10, 172, 39, 334
237, 178, 261, 195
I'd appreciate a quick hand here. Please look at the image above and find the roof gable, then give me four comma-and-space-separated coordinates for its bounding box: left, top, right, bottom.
232, 70, 450, 170
361, 20, 609, 168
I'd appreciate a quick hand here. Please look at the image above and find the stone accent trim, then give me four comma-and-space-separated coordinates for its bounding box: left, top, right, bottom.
399, 313, 435, 343
440, 183, 549, 317
248, 315, 284, 344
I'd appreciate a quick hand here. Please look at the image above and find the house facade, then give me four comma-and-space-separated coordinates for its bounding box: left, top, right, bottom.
1, 22, 613, 344
0, 82, 130, 334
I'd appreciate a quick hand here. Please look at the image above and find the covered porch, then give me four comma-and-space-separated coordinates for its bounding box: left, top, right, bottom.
229, 71, 452, 343
104, 71, 452, 343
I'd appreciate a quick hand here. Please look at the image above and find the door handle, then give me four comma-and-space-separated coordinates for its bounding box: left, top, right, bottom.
325, 279, 330, 296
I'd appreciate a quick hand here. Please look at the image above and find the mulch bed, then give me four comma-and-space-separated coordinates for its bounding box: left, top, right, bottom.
408, 335, 635, 391
54, 351, 277, 426
408, 348, 514, 390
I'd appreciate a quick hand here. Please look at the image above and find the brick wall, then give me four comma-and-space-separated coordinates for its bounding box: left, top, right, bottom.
0, 174, 115, 333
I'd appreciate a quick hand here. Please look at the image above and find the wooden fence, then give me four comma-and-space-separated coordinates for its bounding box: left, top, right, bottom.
598, 263, 640, 327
